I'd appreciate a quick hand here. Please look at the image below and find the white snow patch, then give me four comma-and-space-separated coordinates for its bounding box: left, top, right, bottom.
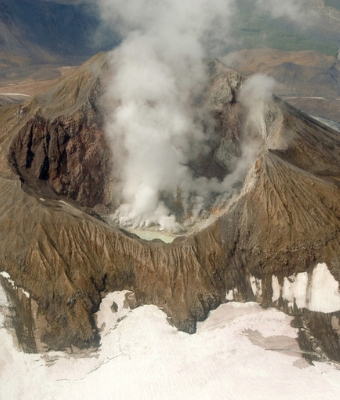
272, 264, 340, 313
309, 263, 340, 313
1, 301, 340, 399
21, 289, 30, 298
1, 271, 17, 291
272, 275, 281, 302
95, 291, 131, 336
250, 275, 262, 299
282, 272, 308, 309
225, 287, 239, 301
0, 271, 30, 298
282, 277, 293, 306
0, 280, 9, 327
0, 271, 10, 279
0, 283, 8, 306
293, 272, 308, 309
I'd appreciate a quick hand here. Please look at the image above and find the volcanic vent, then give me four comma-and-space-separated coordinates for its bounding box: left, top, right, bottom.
9, 56, 269, 240
103, 60, 277, 240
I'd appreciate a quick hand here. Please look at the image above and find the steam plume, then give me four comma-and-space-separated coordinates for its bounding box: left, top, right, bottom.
96, 0, 310, 231
239, 73, 278, 139
99, 0, 237, 230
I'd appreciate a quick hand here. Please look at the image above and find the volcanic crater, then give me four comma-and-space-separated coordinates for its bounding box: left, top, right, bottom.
1, 53, 340, 365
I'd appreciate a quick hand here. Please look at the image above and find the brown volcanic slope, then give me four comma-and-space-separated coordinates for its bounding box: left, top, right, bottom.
223, 48, 340, 123
0, 0, 117, 106
2, 53, 340, 361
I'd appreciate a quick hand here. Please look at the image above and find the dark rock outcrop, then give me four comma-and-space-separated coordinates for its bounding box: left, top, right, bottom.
9, 53, 113, 208
10, 114, 112, 208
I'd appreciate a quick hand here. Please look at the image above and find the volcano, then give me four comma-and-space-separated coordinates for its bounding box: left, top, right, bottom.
1, 52, 340, 366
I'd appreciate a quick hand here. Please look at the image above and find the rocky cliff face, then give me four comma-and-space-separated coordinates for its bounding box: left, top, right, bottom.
10, 111, 112, 208
9, 53, 113, 208
1, 53, 340, 364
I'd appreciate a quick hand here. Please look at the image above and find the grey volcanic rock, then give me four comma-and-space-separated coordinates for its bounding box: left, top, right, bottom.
208, 62, 244, 172
1, 53, 340, 364
208, 65, 243, 112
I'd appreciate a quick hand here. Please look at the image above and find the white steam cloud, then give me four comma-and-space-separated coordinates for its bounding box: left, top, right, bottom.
99, 0, 237, 231
239, 74, 278, 139
97, 0, 310, 232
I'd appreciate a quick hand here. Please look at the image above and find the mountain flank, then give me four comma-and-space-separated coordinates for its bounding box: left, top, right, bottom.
1, 53, 340, 364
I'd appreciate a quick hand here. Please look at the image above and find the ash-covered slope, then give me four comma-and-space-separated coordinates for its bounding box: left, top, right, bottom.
221, 100, 340, 279
2, 53, 340, 362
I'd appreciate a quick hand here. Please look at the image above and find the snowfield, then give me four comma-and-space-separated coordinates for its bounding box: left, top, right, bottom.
271, 263, 340, 313
1, 290, 340, 399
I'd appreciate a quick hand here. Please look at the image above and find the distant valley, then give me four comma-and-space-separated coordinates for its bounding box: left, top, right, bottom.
1, 0, 340, 123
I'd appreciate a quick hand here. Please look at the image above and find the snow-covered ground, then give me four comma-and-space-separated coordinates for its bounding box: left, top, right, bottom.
0, 279, 8, 328
272, 263, 340, 313
1, 291, 340, 399
0, 271, 30, 298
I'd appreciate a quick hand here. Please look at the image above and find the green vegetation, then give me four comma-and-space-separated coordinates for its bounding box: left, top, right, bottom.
233, 28, 338, 56
231, 0, 338, 56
